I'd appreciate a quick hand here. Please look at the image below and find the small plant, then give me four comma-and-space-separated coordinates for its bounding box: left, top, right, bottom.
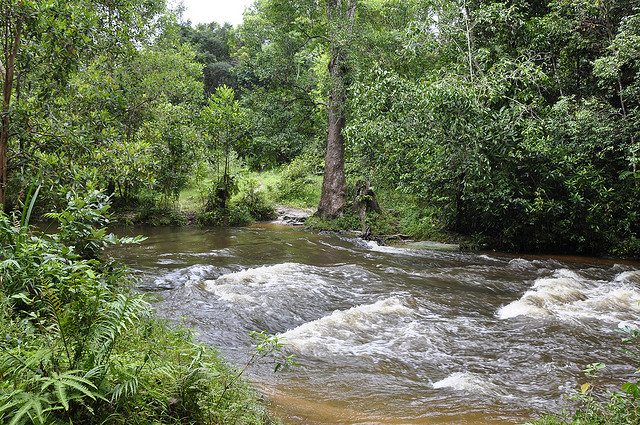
214, 331, 297, 414
250, 331, 298, 373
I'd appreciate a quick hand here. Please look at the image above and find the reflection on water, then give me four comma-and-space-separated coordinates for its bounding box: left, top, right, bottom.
114, 225, 640, 424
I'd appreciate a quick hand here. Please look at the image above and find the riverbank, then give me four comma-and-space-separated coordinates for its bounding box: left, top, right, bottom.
0, 193, 277, 425
110, 167, 462, 249
108, 166, 639, 261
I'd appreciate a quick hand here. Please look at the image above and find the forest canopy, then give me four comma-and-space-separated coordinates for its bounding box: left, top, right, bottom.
0, 0, 639, 256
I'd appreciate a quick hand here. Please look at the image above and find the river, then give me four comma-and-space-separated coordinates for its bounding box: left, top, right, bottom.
114, 225, 640, 424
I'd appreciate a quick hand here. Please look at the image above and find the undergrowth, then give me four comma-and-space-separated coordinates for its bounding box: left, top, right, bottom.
0, 188, 274, 424
306, 186, 451, 243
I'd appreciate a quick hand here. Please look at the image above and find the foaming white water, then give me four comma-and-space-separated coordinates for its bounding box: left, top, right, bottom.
614, 270, 640, 284
433, 372, 501, 395
191, 248, 234, 258
278, 297, 443, 360
203, 262, 373, 310
363, 241, 417, 255
508, 258, 534, 270
498, 268, 640, 322
204, 263, 327, 305
618, 321, 640, 331
154, 264, 219, 288
206, 262, 313, 288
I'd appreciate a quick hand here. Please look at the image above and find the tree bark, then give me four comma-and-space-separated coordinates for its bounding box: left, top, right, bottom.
0, 6, 21, 208
317, 54, 347, 218
316, 0, 356, 219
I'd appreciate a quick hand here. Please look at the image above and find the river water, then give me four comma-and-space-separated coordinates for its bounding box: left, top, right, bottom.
115, 225, 640, 424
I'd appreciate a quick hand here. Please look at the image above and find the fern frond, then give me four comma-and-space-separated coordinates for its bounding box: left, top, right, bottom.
84, 365, 107, 381
39, 284, 72, 365
0, 390, 50, 425
111, 375, 139, 402
0, 347, 52, 377
92, 294, 149, 357
40, 370, 100, 411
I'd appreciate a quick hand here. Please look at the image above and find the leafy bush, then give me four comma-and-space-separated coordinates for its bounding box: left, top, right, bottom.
197, 204, 253, 227
234, 178, 276, 221
275, 155, 322, 208
112, 192, 187, 227
197, 177, 276, 226
0, 190, 272, 424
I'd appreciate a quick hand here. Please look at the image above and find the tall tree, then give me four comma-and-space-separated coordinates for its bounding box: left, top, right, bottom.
317, 0, 357, 218
234, 0, 326, 169
0, 0, 24, 207
0, 0, 164, 208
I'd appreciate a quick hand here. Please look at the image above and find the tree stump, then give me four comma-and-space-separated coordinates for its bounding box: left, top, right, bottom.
354, 180, 381, 239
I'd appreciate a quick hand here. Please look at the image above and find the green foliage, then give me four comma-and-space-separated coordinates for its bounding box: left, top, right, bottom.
3, 0, 169, 210
305, 214, 361, 233
180, 22, 237, 95
275, 154, 323, 208
234, 0, 326, 169
201, 85, 247, 167
0, 190, 272, 424
249, 331, 298, 373
197, 176, 276, 226
203, 176, 240, 213
339, 0, 640, 256
200, 85, 249, 212
235, 179, 277, 222
45, 190, 114, 260
304, 186, 449, 242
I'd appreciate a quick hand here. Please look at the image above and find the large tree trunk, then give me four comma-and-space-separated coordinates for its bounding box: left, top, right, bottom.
316, 0, 356, 219
317, 54, 347, 218
0, 7, 21, 208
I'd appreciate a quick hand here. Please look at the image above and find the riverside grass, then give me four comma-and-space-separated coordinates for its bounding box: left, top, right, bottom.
0, 190, 274, 425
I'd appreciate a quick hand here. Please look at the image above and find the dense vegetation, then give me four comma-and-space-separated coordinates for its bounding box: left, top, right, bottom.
1, 0, 640, 422
0, 189, 272, 424
229, 0, 640, 256
2, 0, 639, 256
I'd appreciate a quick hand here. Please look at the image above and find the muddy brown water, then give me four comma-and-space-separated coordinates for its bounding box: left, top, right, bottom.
113, 225, 640, 424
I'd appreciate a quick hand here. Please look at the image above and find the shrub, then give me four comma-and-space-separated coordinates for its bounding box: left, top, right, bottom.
275, 155, 322, 208
235, 178, 276, 221
197, 177, 276, 226
0, 190, 272, 424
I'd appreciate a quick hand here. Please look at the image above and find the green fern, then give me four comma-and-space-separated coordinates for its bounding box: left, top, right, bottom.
111, 374, 139, 402
0, 390, 50, 425
39, 284, 73, 365
40, 370, 102, 411
0, 346, 53, 377
93, 294, 149, 357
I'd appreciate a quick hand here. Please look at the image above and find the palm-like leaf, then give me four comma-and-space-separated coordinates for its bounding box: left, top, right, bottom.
40, 370, 102, 411
0, 390, 50, 425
